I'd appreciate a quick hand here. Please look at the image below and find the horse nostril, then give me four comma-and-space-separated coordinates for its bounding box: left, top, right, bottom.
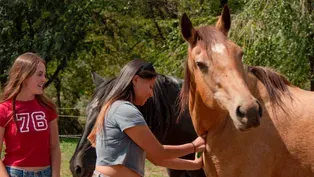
75, 165, 82, 175
236, 106, 245, 118
257, 101, 263, 117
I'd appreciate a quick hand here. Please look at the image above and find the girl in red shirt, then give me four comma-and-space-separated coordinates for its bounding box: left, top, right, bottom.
0, 53, 61, 177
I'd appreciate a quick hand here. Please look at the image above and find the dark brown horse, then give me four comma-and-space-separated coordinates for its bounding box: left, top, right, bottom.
180, 5, 314, 177
69, 73, 206, 177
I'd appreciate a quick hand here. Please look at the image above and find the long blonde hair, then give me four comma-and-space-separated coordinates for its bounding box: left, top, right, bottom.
88, 59, 157, 146
0, 52, 56, 126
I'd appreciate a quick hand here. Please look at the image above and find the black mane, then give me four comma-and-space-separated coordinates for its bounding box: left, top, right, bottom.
138, 75, 183, 141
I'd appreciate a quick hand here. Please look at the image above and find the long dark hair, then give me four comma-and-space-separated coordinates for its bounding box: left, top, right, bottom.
88, 59, 157, 146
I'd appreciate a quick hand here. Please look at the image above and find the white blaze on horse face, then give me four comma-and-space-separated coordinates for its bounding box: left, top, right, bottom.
212, 43, 226, 55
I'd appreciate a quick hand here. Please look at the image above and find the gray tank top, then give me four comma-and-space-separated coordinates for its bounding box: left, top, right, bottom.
95, 100, 147, 176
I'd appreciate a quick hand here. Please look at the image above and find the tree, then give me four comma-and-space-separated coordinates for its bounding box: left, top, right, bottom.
0, 0, 97, 134
0, 0, 93, 89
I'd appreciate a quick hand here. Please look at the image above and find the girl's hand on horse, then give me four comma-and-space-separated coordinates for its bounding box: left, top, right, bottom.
194, 152, 203, 169
191, 134, 206, 152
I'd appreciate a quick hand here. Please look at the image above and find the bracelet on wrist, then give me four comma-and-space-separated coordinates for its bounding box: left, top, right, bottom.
191, 142, 196, 153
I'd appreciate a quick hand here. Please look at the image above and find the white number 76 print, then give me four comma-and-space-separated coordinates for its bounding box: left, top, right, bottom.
16, 111, 48, 132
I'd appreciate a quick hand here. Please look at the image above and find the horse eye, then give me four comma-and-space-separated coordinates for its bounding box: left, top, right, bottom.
195, 61, 208, 71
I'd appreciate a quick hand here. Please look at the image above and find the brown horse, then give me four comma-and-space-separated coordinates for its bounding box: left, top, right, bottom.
180, 5, 314, 177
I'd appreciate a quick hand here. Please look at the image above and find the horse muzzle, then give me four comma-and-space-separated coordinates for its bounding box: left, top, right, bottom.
234, 100, 262, 130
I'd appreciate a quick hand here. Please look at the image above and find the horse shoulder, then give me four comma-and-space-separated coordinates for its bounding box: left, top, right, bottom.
273, 86, 314, 169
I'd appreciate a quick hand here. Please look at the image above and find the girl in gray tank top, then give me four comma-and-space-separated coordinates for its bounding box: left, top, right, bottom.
88, 59, 206, 177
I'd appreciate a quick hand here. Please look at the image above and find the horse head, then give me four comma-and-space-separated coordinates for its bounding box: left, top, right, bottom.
180, 5, 262, 134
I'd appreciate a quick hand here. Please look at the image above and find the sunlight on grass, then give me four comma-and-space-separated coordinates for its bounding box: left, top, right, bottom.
145, 160, 168, 177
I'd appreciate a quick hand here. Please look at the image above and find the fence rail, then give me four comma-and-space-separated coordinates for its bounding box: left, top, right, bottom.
57, 107, 86, 139
59, 134, 82, 139
58, 115, 86, 118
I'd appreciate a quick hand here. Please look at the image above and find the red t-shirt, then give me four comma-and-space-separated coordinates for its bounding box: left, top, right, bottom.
0, 99, 58, 167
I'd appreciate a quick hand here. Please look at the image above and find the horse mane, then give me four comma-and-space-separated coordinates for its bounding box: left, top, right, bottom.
248, 66, 293, 114
180, 60, 192, 115
138, 75, 183, 142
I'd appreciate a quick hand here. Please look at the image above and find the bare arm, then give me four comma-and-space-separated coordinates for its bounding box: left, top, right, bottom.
50, 119, 61, 177
146, 153, 203, 170
124, 125, 205, 165
0, 127, 9, 177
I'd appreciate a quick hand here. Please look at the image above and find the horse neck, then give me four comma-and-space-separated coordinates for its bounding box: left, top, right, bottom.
188, 83, 228, 136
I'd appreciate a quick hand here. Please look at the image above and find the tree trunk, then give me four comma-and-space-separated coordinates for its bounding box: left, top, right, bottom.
54, 77, 62, 108
45, 54, 70, 87
148, 1, 165, 41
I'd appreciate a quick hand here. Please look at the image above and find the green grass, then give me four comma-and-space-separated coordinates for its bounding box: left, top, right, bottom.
60, 137, 167, 177
60, 138, 79, 177
145, 160, 167, 177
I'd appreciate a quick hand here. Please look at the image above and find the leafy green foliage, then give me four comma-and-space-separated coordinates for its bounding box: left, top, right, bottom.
230, 0, 313, 88
0, 0, 94, 85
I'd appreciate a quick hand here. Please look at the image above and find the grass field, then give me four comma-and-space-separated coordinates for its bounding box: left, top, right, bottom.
60, 137, 167, 177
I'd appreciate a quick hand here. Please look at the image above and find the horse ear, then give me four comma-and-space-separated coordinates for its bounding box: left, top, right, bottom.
215, 4, 231, 36
180, 13, 197, 45
91, 72, 105, 87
